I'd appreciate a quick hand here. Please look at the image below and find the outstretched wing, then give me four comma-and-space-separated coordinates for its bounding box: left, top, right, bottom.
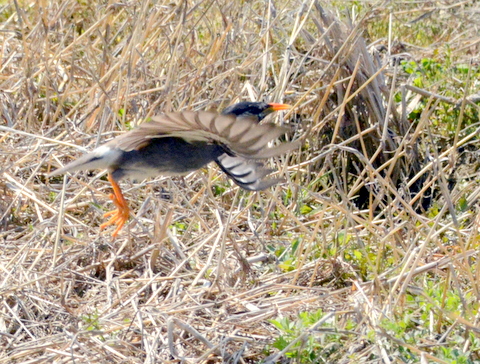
110, 111, 298, 159
215, 154, 283, 191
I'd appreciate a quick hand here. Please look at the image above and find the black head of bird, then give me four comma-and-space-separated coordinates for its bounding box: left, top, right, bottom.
49, 102, 298, 237
222, 101, 290, 121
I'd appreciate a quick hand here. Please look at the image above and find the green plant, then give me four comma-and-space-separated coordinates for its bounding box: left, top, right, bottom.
81, 310, 102, 331
268, 310, 345, 363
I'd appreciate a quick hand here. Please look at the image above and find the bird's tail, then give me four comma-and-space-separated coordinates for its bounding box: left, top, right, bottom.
48, 146, 120, 177
215, 154, 283, 191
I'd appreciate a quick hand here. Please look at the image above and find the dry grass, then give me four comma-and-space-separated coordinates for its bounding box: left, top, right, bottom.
1, 0, 480, 363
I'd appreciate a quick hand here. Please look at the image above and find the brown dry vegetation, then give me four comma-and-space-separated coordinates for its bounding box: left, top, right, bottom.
1, 0, 480, 363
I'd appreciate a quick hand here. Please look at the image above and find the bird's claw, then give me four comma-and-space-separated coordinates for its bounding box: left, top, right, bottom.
100, 177, 130, 238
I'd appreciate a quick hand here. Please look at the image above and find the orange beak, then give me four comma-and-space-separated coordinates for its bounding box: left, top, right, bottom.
267, 103, 291, 111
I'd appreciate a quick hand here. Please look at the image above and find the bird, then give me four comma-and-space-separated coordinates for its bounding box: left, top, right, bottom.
49, 102, 298, 237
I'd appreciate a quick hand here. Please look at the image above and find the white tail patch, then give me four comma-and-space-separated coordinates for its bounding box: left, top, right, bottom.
49, 146, 122, 176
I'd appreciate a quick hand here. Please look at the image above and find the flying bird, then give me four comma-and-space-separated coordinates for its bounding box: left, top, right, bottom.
49, 102, 298, 237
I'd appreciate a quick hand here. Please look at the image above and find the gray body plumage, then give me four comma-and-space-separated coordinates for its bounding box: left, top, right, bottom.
110, 138, 223, 181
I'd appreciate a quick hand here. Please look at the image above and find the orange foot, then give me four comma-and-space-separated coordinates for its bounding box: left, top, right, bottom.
100, 173, 130, 238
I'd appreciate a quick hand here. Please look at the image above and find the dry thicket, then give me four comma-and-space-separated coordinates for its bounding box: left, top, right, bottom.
1, 0, 480, 363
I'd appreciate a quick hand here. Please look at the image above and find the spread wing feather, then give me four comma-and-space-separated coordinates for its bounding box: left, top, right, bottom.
215, 154, 283, 191
109, 111, 298, 159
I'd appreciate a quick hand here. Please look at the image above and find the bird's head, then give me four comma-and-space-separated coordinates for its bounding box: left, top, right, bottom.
222, 101, 291, 121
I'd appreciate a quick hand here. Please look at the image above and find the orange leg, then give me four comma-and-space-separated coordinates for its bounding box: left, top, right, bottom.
100, 173, 130, 237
